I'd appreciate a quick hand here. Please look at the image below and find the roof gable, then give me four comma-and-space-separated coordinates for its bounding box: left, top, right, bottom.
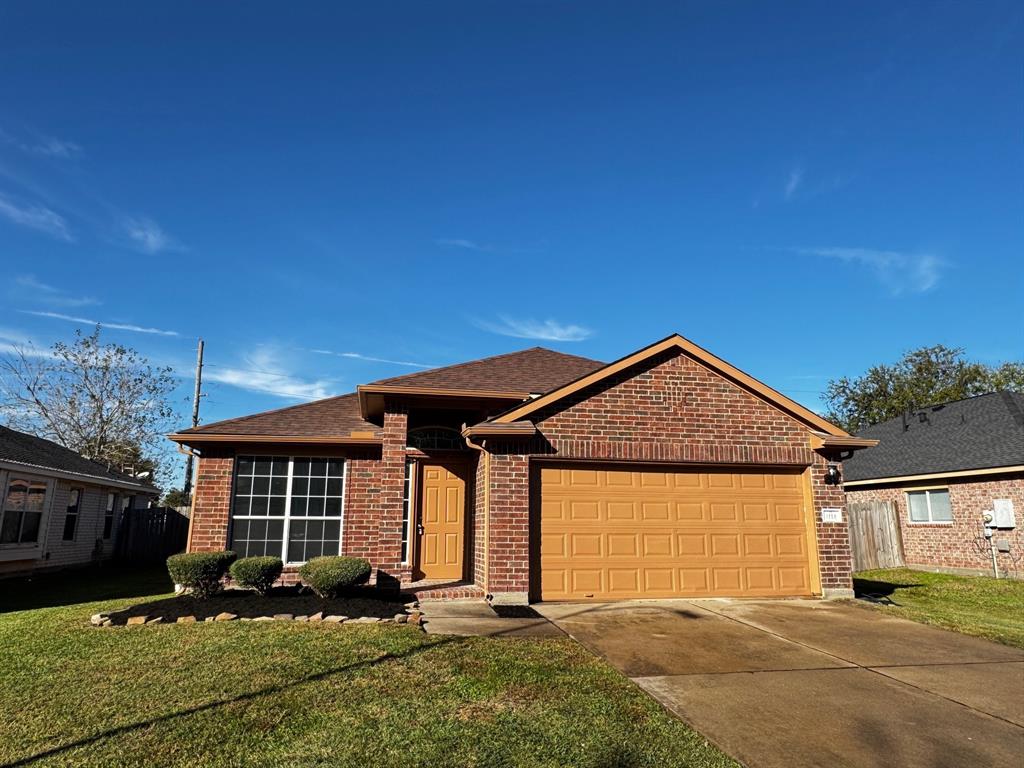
488, 334, 848, 437
844, 391, 1024, 481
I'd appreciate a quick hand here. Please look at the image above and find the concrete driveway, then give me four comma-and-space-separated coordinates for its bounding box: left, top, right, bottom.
536, 599, 1024, 768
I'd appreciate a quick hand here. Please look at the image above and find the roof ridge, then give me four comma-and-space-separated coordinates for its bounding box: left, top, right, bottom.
184, 392, 358, 433
370, 346, 603, 387
913, 390, 1015, 411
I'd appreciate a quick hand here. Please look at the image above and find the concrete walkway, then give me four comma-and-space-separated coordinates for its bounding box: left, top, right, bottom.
536, 598, 1024, 768
418, 600, 565, 638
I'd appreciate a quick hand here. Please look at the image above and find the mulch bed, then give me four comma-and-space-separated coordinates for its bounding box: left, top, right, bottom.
102, 585, 412, 625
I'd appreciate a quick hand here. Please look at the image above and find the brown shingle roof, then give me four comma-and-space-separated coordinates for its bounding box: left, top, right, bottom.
178, 393, 379, 438
369, 347, 604, 394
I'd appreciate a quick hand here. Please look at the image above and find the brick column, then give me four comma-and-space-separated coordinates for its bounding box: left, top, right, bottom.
811, 454, 854, 597
188, 453, 234, 552
373, 410, 408, 587
487, 449, 531, 604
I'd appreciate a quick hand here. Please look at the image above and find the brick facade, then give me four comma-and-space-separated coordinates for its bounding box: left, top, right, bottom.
846, 473, 1024, 576
187, 450, 234, 553
185, 348, 857, 600
484, 350, 854, 600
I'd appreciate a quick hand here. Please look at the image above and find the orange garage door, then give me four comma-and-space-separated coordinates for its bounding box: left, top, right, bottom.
540, 465, 816, 600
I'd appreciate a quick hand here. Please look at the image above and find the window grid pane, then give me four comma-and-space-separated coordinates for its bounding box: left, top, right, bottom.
907, 491, 929, 522
927, 489, 952, 522
230, 456, 344, 564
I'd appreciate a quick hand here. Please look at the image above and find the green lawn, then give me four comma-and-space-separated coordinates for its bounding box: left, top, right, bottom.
853, 567, 1024, 648
0, 567, 734, 768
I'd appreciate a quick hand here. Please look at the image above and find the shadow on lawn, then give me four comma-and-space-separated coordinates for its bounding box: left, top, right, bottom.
2, 619, 588, 768
0, 566, 174, 614
853, 577, 924, 606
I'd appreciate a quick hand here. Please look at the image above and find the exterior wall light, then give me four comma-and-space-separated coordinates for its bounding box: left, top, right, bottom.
824, 463, 841, 485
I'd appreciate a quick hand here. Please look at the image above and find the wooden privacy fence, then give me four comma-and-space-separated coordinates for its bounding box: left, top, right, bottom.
847, 500, 905, 572
116, 507, 189, 564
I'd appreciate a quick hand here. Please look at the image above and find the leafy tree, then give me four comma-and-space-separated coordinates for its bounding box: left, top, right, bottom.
162, 487, 191, 508
824, 344, 1024, 433
0, 327, 179, 488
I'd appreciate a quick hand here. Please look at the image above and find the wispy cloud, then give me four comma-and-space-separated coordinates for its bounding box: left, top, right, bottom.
436, 238, 493, 252
0, 129, 81, 159
20, 310, 180, 337
795, 247, 946, 294
14, 275, 99, 308
0, 326, 54, 359
784, 167, 803, 201
475, 316, 593, 342
204, 349, 334, 401
30, 136, 81, 158
0, 193, 73, 241
308, 349, 434, 369
122, 215, 180, 254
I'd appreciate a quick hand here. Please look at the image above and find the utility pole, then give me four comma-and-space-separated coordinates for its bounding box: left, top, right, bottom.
182, 339, 204, 500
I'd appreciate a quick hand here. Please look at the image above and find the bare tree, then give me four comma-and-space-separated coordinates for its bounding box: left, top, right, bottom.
0, 327, 178, 487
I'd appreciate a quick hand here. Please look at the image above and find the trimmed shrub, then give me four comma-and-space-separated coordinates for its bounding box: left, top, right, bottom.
229, 556, 283, 596
167, 551, 237, 598
299, 556, 371, 598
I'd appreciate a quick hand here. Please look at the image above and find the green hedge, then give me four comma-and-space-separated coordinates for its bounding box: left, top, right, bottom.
299, 556, 371, 598
229, 556, 283, 596
167, 551, 236, 598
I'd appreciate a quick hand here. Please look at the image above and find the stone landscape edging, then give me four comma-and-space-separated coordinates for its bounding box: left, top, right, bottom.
90, 603, 424, 629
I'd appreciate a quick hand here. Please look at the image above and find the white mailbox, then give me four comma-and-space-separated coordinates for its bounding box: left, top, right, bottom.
992, 499, 1016, 529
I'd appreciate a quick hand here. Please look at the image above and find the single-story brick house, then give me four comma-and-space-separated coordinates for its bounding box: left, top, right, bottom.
0, 426, 159, 577
844, 392, 1023, 577
169, 334, 873, 603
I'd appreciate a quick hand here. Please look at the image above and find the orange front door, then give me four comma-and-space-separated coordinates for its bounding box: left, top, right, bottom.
416, 459, 466, 580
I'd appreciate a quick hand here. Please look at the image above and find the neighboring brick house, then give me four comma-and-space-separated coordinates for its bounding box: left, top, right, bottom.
844, 392, 1024, 577
170, 334, 872, 603
0, 426, 159, 577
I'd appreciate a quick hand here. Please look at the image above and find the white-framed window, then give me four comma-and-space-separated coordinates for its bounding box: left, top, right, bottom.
62, 488, 82, 541
0, 477, 48, 545
230, 456, 346, 564
907, 488, 953, 523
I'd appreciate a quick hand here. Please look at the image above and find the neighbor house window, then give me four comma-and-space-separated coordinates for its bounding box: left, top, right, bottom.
230, 456, 345, 564
63, 489, 82, 541
0, 479, 47, 545
103, 493, 117, 539
907, 489, 952, 523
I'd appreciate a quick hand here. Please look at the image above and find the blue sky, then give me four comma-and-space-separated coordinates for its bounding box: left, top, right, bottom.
1, 2, 1021, 483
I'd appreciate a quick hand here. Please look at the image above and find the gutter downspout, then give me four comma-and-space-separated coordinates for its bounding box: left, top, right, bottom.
464, 431, 489, 595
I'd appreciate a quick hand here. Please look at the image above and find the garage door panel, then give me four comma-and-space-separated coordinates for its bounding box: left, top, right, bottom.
642, 501, 671, 520
540, 465, 813, 600
645, 568, 675, 592
710, 502, 739, 521
541, 532, 567, 558
607, 533, 639, 557
743, 533, 773, 556
643, 533, 673, 557
676, 501, 705, 520
775, 503, 803, 522
570, 533, 603, 557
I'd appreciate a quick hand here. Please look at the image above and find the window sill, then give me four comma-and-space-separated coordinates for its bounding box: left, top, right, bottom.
906, 521, 954, 526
